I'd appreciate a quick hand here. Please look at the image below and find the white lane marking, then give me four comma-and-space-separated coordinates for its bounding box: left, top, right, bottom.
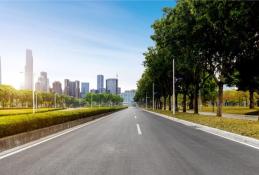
134, 116, 137, 119
0, 114, 113, 160
136, 124, 142, 135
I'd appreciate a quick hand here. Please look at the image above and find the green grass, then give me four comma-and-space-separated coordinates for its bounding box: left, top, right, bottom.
200, 106, 259, 115
152, 109, 259, 140
0, 108, 63, 117
0, 107, 126, 138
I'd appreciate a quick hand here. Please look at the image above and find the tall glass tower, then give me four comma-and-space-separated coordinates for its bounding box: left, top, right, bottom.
24, 49, 33, 90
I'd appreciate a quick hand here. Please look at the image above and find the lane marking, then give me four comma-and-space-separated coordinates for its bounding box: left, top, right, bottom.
134, 116, 137, 119
136, 123, 142, 135
0, 113, 115, 160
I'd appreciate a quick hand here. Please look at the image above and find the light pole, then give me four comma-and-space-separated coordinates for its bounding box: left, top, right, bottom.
152, 82, 155, 110
172, 59, 175, 115
91, 93, 93, 108
146, 92, 147, 109
35, 91, 38, 110
54, 93, 57, 108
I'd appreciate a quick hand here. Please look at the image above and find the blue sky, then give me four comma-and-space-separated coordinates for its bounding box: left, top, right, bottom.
0, 0, 176, 91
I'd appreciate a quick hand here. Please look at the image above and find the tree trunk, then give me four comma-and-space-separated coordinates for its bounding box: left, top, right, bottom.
194, 84, 199, 114
249, 89, 255, 109
169, 95, 172, 111
189, 94, 194, 110
163, 96, 166, 110
175, 93, 179, 112
183, 92, 187, 112
217, 82, 224, 117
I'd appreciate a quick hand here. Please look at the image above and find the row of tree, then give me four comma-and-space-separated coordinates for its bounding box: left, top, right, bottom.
84, 93, 123, 106
0, 85, 80, 108
134, 1, 259, 116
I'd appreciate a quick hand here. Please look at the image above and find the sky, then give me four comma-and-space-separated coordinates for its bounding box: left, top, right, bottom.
0, 0, 176, 92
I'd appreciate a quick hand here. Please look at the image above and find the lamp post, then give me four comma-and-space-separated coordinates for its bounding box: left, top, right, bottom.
172, 59, 175, 115
54, 93, 57, 108
91, 93, 93, 108
152, 82, 155, 110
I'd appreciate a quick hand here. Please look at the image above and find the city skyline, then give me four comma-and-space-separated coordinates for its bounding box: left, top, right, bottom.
0, 1, 174, 91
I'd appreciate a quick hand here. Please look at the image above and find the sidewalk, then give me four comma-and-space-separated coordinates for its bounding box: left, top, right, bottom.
187, 110, 259, 121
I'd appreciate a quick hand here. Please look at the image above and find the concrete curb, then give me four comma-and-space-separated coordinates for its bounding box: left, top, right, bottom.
0, 111, 115, 152
143, 109, 259, 150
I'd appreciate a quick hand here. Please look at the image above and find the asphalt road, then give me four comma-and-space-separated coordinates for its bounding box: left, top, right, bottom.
0, 107, 259, 175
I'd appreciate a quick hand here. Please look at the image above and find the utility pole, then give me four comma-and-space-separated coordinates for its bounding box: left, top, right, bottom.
152, 82, 155, 110
173, 59, 175, 115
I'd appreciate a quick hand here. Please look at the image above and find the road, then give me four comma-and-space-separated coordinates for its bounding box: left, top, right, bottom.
0, 107, 259, 175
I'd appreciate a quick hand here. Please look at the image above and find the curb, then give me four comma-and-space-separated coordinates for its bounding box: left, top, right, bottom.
143, 109, 259, 150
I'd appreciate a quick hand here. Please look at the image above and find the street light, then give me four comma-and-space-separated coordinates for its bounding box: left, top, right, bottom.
91, 93, 93, 108
54, 93, 57, 108
153, 82, 155, 110
173, 59, 176, 115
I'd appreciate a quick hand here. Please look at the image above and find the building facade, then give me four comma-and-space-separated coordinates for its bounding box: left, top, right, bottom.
35, 72, 49, 92
52, 81, 62, 94
120, 90, 136, 106
81, 82, 89, 98
106, 78, 118, 94
97, 75, 104, 93
64, 79, 80, 98
24, 49, 33, 90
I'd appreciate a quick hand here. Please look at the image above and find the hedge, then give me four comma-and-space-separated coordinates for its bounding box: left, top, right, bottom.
0, 107, 126, 138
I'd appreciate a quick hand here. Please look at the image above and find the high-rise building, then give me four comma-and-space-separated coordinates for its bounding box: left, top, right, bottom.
35, 71, 49, 92
75, 80, 80, 98
64, 79, 70, 96
106, 78, 118, 94
64, 79, 80, 98
97, 75, 104, 93
52, 81, 62, 94
24, 49, 33, 90
120, 90, 136, 106
0, 57, 2, 85
81, 82, 89, 98
117, 87, 121, 95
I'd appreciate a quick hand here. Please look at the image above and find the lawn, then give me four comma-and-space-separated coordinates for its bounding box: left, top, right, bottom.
152, 109, 259, 140
0, 108, 63, 117
0, 107, 126, 138
200, 106, 259, 115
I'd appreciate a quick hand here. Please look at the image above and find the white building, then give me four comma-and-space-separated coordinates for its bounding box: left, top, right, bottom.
121, 90, 136, 106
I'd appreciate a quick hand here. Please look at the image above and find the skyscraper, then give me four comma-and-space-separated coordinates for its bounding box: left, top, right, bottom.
24, 49, 33, 90
81, 82, 89, 98
52, 81, 62, 94
35, 72, 49, 92
0, 57, 2, 85
97, 75, 104, 93
64, 79, 80, 98
106, 78, 118, 94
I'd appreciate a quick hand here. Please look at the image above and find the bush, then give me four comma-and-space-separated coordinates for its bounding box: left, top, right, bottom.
0, 107, 126, 138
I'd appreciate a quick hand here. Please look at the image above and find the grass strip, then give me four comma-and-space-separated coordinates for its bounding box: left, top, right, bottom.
201, 106, 259, 115
0, 107, 126, 138
152, 109, 259, 140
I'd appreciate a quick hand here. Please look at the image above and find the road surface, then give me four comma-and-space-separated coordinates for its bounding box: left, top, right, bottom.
0, 107, 259, 175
